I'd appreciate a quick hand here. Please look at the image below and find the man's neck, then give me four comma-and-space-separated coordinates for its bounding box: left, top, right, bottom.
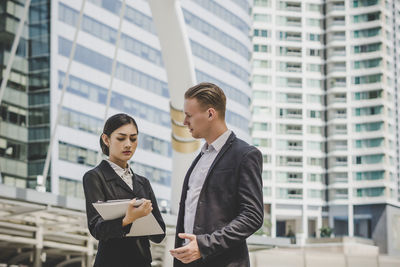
205, 123, 228, 145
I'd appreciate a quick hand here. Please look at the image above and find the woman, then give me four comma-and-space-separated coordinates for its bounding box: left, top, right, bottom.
83, 113, 166, 267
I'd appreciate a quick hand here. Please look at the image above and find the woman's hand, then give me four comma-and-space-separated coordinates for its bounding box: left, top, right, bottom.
122, 198, 152, 226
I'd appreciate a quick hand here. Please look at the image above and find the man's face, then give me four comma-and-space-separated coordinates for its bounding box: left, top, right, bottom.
183, 98, 210, 139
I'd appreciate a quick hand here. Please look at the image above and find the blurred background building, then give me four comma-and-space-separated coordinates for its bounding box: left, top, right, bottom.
1, 0, 400, 266
0, 0, 252, 208
251, 0, 400, 255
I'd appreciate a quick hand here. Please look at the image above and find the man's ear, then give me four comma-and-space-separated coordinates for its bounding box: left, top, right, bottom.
207, 108, 216, 120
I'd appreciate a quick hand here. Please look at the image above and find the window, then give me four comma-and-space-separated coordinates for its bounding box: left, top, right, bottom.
354, 138, 384, 148
354, 105, 383, 116
353, 58, 382, 69
254, 14, 271, 22
353, 27, 381, 38
355, 121, 383, 132
254, 44, 269, 52
355, 154, 384, 164
353, 74, 382, 84
354, 90, 382, 100
353, 0, 379, 8
354, 43, 381, 53
253, 75, 271, 84
254, 29, 268, 37
253, 60, 270, 68
355, 171, 384, 181
59, 177, 84, 198
356, 187, 385, 197
253, 122, 270, 131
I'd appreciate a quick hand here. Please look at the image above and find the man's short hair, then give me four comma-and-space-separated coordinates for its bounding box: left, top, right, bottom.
184, 82, 226, 119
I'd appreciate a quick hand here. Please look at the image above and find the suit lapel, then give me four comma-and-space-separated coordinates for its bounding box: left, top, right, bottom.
99, 160, 134, 195
131, 172, 144, 197
203, 132, 236, 186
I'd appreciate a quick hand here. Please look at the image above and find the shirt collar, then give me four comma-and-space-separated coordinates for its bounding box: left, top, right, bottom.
201, 129, 231, 154
106, 159, 132, 177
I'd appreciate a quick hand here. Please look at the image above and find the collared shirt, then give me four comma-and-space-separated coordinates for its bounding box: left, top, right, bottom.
106, 159, 133, 190
183, 129, 231, 237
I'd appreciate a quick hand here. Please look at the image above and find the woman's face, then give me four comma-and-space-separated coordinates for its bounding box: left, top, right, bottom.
102, 123, 138, 168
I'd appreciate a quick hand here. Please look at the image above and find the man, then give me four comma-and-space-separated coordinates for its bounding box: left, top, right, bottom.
170, 83, 264, 267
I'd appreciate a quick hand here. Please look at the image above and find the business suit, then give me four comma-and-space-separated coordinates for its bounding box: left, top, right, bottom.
83, 160, 166, 267
174, 132, 264, 267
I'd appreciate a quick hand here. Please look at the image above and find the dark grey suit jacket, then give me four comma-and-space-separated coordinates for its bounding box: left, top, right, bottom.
174, 132, 264, 267
83, 160, 166, 267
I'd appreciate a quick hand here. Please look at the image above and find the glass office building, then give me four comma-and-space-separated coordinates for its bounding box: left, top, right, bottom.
0, 0, 252, 209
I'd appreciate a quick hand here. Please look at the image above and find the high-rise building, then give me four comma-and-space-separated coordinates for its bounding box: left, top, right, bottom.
251, 0, 400, 255
0, 0, 252, 210
0, 0, 51, 190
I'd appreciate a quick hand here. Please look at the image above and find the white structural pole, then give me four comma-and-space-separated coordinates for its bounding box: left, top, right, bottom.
97, 0, 127, 163
41, 0, 86, 188
0, 0, 31, 183
148, 0, 199, 216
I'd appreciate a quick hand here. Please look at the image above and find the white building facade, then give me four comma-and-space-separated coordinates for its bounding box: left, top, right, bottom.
251, 0, 400, 255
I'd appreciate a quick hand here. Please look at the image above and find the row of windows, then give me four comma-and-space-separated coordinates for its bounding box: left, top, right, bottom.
354, 43, 381, 53
59, 3, 250, 111
353, 11, 380, 23
353, 0, 379, 8
354, 90, 382, 100
0, 103, 27, 127
88, 0, 249, 61
59, 177, 84, 199
59, 71, 248, 132
59, 107, 172, 157
274, 140, 324, 151
58, 37, 170, 98
182, 10, 249, 59
355, 170, 384, 181
356, 187, 384, 197
354, 105, 383, 116
88, 0, 157, 34
355, 121, 383, 132
354, 58, 382, 69
0, 137, 26, 161
192, 0, 250, 34
59, 3, 164, 67
354, 27, 381, 38
253, 121, 390, 136
354, 73, 382, 85
355, 138, 384, 148
58, 72, 170, 128
191, 41, 249, 82
59, 141, 98, 166
259, 155, 391, 167
131, 161, 171, 186
355, 154, 384, 164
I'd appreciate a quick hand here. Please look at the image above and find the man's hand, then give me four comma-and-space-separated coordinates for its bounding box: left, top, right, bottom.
170, 233, 201, 264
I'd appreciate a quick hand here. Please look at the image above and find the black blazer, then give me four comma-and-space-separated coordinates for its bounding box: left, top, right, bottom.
83, 160, 166, 267
174, 132, 264, 267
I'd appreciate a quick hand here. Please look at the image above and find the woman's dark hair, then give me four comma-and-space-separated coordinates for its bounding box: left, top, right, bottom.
100, 113, 138, 156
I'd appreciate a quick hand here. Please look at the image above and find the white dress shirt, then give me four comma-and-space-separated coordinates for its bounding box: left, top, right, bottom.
106, 159, 133, 190
183, 130, 231, 238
